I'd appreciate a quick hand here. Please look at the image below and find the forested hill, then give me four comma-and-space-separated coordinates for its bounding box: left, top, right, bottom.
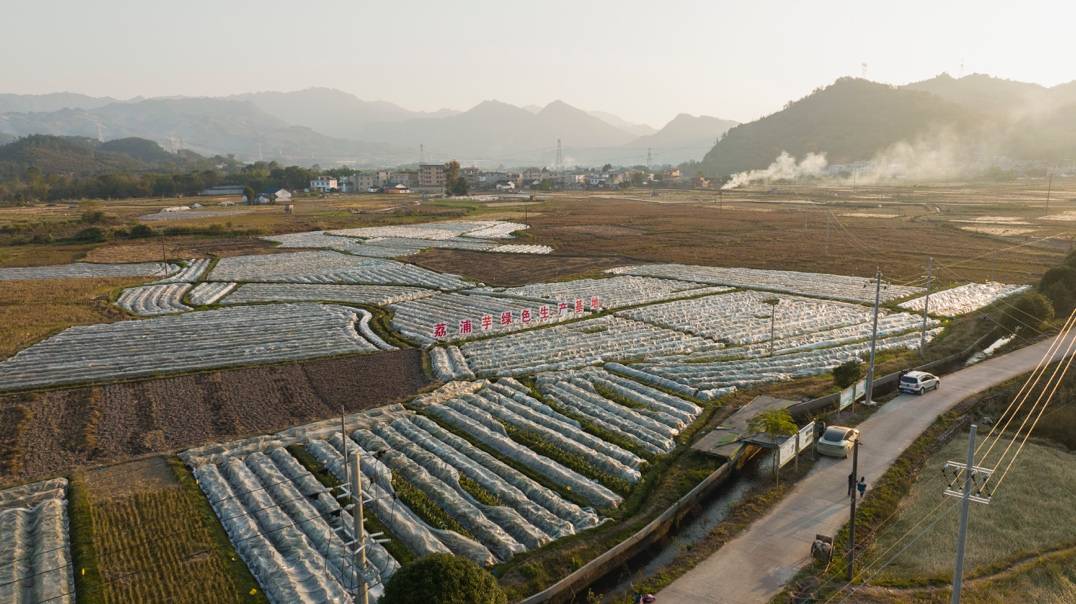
699, 78, 979, 178
0, 135, 220, 178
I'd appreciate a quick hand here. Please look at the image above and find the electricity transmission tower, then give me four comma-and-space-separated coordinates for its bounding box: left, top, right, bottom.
555, 138, 563, 172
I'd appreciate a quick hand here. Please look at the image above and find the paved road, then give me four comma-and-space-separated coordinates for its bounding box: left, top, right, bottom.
659, 333, 1075, 604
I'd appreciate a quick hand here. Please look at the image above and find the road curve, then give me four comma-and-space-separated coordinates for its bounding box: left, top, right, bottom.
659, 332, 1075, 603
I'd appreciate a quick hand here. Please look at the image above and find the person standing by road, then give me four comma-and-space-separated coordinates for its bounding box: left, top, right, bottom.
857, 476, 866, 499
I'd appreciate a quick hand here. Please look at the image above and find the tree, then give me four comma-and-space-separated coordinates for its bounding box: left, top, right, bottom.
381, 554, 506, 604
444, 160, 469, 196
1039, 266, 1076, 316
748, 409, 798, 484
999, 290, 1054, 332
832, 360, 863, 388
242, 185, 256, 203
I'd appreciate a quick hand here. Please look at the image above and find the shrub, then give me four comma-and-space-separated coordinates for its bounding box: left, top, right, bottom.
997, 290, 1054, 332
832, 360, 863, 388
129, 224, 154, 238
72, 227, 107, 243
81, 210, 106, 224
382, 554, 506, 604
1039, 266, 1076, 315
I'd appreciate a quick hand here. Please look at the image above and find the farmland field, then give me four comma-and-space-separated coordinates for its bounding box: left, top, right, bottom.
73, 457, 262, 604
0, 180, 1072, 602
0, 350, 427, 484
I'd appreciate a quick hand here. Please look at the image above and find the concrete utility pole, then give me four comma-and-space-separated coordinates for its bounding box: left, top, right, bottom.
920, 257, 934, 354
865, 269, 883, 405
1045, 171, 1053, 218
350, 451, 369, 604
846, 437, 860, 581
949, 425, 976, 604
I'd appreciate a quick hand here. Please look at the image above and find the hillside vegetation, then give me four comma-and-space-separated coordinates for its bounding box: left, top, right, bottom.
700, 78, 978, 178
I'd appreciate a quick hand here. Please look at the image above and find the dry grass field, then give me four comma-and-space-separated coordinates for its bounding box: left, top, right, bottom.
71, 457, 263, 604
868, 438, 1076, 586
0, 277, 142, 359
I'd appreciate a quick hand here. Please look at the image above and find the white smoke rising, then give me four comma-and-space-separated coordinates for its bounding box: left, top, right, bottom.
723, 128, 1003, 189
721, 151, 829, 189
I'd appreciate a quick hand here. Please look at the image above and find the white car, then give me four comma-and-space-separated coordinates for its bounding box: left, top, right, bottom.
899, 371, 940, 395
816, 426, 860, 458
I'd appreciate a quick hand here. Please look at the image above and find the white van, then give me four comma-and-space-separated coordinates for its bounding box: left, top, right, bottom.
898, 371, 940, 395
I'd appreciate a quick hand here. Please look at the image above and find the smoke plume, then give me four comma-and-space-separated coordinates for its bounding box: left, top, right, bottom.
721, 151, 828, 189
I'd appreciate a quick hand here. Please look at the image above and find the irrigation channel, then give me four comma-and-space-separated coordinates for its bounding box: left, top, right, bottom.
575, 462, 766, 602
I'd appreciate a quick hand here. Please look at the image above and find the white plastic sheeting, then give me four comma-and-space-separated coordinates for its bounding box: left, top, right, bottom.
482, 276, 730, 310
0, 478, 74, 604
191, 445, 398, 604
0, 261, 177, 281
222, 283, 436, 307
535, 369, 701, 455
328, 221, 526, 241
488, 244, 553, 254
412, 382, 624, 509
607, 264, 924, 303
0, 304, 388, 391
264, 231, 416, 258
429, 346, 476, 381
115, 283, 192, 315
899, 282, 1030, 317
209, 251, 472, 290
458, 315, 723, 377
631, 328, 941, 396
619, 290, 926, 348
188, 281, 237, 306
154, 258, 211, 283
390, 292, 581, 345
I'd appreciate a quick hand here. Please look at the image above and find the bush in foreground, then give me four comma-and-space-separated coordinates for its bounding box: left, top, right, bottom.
382, 554, 506, 604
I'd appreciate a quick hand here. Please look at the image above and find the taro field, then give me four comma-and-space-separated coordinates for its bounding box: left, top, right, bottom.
0, 478, 74, 604
182, 371, 704, 603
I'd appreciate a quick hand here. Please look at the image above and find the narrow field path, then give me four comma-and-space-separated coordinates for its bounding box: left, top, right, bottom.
659, 333, 1076, 603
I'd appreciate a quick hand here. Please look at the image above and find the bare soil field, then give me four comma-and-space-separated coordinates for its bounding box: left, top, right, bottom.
0, 277, 142, 359
0, 350, 428, 485
412, 249, 634, 286
82, 235, 280, 263
417, 193, 1067, 284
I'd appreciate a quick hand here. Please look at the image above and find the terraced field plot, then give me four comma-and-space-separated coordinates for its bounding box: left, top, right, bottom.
221, 283, 435, 307
0, 478, 74, 604
457, 315, 724, 377
209, 251, 472, 290
0, 261, 177, 281
0, 304, 392, 391
389, 292, 585, 345
183, 373, 700, 600
607, 264, 924, 303
265, 222, 551, 258
116, 282, 192, 315
899, 282, 1030, 317
480, 275, 730, 310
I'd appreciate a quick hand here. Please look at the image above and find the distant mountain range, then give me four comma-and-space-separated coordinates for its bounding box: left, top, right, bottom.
0, 89, 736, 168
699, 74, 1076, 179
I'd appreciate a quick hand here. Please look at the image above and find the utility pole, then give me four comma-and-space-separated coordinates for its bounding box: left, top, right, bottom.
942, 424, 992, 604
769, 301, 777, 357
919, 257, 934, 354
1045, 171, 1053, 218
349, 450, 369, 604
865, 269, 883, 405
846, 437, 860, 581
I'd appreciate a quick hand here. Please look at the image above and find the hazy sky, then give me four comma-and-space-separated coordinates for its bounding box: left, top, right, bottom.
4, 0, 1074, 126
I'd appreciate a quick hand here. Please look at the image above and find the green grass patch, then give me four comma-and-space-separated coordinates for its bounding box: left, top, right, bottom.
67, 474, 105, 604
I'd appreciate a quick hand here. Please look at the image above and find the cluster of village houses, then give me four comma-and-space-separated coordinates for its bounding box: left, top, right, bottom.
200, 163, 692, 203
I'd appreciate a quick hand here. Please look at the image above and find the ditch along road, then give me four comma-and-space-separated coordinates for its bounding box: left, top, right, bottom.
658, 331, 1076, 604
